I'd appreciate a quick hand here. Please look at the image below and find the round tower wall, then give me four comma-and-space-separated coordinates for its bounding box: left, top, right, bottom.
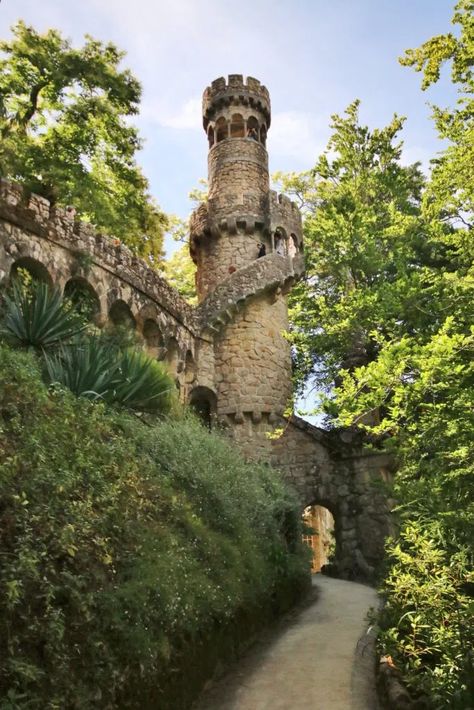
194, 229, 269, 301
208, 138, 269, 221
215, 292, 292, 419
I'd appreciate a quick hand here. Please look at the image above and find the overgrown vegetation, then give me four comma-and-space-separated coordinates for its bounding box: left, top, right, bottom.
0, 22, 168, 264
0, 342, 308, 708
1, 280, 176, 415
277, 1, 474, 705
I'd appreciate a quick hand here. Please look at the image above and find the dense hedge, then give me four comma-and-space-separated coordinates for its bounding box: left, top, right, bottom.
0, 345, 309, 708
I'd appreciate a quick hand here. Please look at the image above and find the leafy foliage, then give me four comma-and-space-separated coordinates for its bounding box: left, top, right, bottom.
0, 344, 308, 708
112, 347, 175, 412
379, 523, 474, 708
44, 337, 117, 402
400, 0, 474, 229
1, 281, 86, 349
161, 243, 197, 304
275, 4, 474, 704
277, 101, 427, 392
0, 21, 167, 264
1, 281, 175, 415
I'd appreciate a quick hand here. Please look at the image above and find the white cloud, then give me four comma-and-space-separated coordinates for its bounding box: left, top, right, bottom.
138, 96, 201, 130
159, 98, 202, 130
268, 111, 326, 165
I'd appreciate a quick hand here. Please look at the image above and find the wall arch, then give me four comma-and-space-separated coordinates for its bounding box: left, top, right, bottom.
109, 299, 136, 330
274, 227, 287, 256
165, 336, 180, 376
143, 318, 164, 359
64, 277, 100, 321
184, 350, 197, 384
10, 257, 53, 286
215, 117, 228, 143
189, 386, 217, 428
230, 113, 245, 138
246, 115, 259, 141
289, 234, 298, 258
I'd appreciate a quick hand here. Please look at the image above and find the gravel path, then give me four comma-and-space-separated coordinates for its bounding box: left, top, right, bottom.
195, 574, 380, 710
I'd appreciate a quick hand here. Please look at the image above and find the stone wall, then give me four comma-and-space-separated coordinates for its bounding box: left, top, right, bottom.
192, 228, 266, 301
208, 139, 269, 222
215, 292, 292, 418
0, 179, 212, 401
271, 417, 395, 579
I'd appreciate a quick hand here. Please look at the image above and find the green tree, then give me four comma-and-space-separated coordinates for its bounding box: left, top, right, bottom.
161, 243, 197, 304
294, 3, 473, 703
400, 0, 474, 231
277, 102, 427, 393
160, 179, 207, 303
0, 21, 167, 264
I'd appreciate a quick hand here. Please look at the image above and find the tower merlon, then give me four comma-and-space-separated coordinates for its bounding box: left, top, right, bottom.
203, 75, 271, 130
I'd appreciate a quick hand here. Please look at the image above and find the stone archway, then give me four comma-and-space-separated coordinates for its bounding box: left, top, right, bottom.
271, 416, 393, 582
189, 386, 217, 428
10, 257, 53, 286
64, 277, 101, 322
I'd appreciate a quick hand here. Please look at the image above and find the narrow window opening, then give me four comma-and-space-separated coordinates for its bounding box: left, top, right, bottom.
230, 113, 245, 138
216, 117, 228, 143
246, 115, 259, 141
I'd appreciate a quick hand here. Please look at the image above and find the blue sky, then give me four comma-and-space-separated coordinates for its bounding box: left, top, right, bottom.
0, 0, 457, 257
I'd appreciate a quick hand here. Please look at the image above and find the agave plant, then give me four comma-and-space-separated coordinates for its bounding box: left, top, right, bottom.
45, 337, 175, 413
114, 348, 175, 413
44, 338, 118, 400
1, 281, 87, 349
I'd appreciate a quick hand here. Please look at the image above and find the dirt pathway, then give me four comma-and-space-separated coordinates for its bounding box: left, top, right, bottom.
195, 574, 380, 710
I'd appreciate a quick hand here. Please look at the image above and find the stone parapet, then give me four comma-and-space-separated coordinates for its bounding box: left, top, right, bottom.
189, 202, 211, 241
203, 75, 271, 129
269, 190, 303, 245
0, 179, 197, 331
196, 252, 304, 331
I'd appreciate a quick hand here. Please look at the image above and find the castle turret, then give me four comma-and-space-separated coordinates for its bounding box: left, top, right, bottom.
191, 75, 304, 458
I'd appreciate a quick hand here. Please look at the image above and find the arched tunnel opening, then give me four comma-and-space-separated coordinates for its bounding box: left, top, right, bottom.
302, 505, 335, 574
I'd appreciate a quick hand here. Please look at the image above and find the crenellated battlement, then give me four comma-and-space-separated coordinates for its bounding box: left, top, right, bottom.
0, 179, 196, 329
203, 75, 271, 129
269, 190, 303, 250
269, 190, 300, 215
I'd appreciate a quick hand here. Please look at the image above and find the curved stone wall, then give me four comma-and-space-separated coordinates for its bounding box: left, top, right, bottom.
0, 179, 203, 398
215, 292, 292, 417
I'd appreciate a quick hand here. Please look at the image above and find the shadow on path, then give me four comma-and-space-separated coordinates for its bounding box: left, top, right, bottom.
194, 575, 380, 710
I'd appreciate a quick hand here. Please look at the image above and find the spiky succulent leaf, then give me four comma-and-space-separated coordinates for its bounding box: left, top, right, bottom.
1, 281, 86, 349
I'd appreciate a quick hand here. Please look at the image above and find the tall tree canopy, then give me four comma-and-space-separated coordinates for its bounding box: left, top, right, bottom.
0, 22, 167, 264
277, 102, 428, 393
400, 0, 474, 229
277, 2, 473, 703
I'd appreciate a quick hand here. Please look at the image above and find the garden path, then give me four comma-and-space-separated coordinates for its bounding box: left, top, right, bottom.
195, 574, 380, 710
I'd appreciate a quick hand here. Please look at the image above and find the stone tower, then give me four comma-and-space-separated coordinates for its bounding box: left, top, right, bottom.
190, 75, 304, 458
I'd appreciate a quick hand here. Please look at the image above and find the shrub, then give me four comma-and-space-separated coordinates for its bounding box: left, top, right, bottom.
378, 522, 474, 709
44, 340, 175, 414
113, 348, 175, 412
0, 344, 309, 708
44, 337, 117, 401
